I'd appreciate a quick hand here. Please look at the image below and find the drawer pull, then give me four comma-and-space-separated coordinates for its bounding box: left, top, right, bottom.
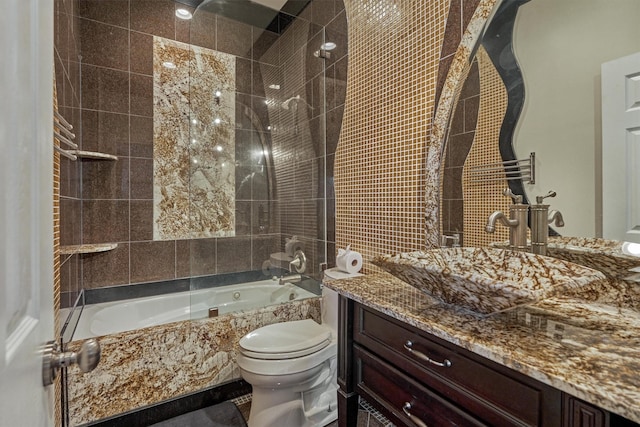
403, 402, 428, 427
404, 340, 452, 368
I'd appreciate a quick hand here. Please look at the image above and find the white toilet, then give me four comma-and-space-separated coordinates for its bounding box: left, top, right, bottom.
236, 288, 339, 427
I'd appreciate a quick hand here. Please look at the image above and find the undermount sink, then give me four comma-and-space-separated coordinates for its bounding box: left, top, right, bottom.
373, 248, 607, 315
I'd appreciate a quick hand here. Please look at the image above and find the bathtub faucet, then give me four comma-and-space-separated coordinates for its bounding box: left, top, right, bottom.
279, 274, 302, 286
289, 249, 307, 274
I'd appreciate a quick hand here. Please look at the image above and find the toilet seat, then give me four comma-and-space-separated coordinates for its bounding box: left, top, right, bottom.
239, 319, 332, 360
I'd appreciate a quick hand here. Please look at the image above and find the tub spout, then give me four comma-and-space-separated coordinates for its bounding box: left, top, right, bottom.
279, 274, 302, 286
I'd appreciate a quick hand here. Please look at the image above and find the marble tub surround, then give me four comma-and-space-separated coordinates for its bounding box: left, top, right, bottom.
153, 37, 236, 240
324, 273, 640, 423
66, 297, 321, 426
373, 248, 606, 315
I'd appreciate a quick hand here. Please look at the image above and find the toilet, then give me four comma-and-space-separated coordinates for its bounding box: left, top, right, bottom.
236, 288, 339, 427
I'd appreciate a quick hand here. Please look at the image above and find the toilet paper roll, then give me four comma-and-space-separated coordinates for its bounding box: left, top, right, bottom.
336, 246, 363, 274
285, 236, 304, 257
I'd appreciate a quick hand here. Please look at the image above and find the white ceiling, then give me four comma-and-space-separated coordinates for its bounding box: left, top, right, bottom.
250, 0, 288, 11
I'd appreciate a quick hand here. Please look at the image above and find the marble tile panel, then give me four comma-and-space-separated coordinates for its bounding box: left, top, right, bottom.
153, 37, 236, 240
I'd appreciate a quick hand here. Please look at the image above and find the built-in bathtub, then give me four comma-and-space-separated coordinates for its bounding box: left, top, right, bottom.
63, 278, 318, 340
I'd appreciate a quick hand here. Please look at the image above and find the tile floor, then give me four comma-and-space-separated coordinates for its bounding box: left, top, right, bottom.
233, 395, 394, 427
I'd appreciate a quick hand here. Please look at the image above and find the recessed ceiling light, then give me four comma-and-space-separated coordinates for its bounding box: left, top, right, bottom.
268, 84, 281, 90
162, 61, 176, 69
175, 8, 193, 20
321, 42, 337, 51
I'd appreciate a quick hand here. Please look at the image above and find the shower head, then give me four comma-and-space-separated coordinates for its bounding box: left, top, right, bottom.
281, 95, 301, 110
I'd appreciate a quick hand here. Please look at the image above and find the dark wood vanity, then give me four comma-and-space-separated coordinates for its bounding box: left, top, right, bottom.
337, 296, 638, 427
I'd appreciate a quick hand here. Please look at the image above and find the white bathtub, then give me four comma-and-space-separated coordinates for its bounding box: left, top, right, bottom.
64, 280, 317, 340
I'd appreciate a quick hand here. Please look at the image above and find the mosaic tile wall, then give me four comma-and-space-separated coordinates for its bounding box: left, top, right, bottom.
461, 46, 510, 248
335, 0, 499, 261
336, 0, 450, 261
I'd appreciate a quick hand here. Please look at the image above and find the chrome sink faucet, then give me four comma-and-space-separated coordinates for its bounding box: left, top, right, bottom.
530, 191, 564, 255
485, 188, 529, 251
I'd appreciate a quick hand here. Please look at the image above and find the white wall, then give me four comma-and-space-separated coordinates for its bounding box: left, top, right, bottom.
513, 0, 640, 237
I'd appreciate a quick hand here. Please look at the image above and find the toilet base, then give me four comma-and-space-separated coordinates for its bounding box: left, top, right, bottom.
246, 358, 338, 427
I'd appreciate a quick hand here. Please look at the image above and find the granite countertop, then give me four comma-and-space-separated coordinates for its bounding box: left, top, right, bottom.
324, 272, 640, 423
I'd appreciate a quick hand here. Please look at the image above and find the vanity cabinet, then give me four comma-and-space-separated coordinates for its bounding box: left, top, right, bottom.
337, 297, 636, 427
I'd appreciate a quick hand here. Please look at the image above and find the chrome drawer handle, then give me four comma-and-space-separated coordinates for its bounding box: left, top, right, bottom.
403, 402, 428, 427
404, 340, 452, 368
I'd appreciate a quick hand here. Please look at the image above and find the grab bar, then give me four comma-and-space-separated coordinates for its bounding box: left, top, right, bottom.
53, 130, 78, 149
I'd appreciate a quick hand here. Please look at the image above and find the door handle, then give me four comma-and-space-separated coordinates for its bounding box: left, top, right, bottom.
42, 338, 101, 386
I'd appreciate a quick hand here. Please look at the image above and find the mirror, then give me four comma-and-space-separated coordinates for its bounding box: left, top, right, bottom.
440, 0, 640, 246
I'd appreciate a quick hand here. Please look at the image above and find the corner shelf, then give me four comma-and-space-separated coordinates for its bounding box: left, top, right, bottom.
68, 150, 118, 161
60, 243, 118, 255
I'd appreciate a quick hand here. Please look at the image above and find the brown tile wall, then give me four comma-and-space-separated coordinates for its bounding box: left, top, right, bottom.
55, 0, 83, 310
440, 58, 480, 244
71, 0, 346, 292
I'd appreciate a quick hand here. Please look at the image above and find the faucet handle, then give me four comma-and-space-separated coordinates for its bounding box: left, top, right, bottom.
536, 190, 557, 204
503, 188, 523, 204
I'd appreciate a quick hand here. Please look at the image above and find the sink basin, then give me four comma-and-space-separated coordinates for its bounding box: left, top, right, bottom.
546, 237, 640, 281
373, 248, 607, 315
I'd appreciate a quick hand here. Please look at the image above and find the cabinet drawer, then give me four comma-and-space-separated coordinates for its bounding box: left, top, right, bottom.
355, 345, 487, 427
354, 303, 560, 426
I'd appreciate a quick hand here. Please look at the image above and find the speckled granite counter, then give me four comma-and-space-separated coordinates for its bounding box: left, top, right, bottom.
324, 272, 640, 423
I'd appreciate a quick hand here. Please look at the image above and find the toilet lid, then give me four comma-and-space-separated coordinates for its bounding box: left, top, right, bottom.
239, 319, 332, 359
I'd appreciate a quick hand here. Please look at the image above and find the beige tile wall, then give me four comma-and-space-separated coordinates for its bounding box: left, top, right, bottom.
336, 0, 450, 261
337, 0, 499, 261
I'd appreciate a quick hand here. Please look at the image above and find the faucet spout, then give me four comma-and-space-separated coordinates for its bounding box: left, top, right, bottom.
485, 211, 519, 233
548, 210, 564, 227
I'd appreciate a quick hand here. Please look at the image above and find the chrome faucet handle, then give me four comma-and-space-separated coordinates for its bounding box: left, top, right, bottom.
503, 188, 523, 204
536, 190, 557, 204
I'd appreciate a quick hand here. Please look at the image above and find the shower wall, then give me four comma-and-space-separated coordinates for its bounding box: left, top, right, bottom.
58, 0, 346, 305
56, 0, 83, 311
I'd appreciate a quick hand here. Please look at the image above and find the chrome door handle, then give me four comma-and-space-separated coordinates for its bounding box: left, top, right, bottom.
404, 340, 452, 368
403, 402, 428, 427
42, 338, 101, 386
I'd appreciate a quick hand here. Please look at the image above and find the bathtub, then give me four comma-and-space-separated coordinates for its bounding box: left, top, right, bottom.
65, 280, 317, 340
